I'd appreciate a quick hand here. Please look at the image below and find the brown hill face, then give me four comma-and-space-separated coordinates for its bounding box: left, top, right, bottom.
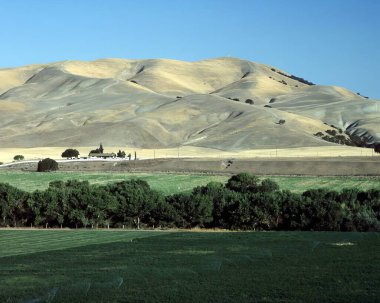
0, 57, 378, 150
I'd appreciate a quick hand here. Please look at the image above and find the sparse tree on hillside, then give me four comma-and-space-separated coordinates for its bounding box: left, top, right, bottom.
99, 143, 104, 154
61, 149, 79, 159
13, 155, 24, 161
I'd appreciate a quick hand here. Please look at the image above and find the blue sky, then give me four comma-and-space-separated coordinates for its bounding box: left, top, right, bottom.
1, 0, 379, 98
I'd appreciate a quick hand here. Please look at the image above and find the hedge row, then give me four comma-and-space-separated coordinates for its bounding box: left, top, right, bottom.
0, 174, 379, 231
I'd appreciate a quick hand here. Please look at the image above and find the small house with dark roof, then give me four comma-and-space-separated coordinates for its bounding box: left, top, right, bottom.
88, 152, 116, 159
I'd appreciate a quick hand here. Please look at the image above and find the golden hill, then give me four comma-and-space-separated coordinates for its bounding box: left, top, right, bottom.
0, 57, 378, 152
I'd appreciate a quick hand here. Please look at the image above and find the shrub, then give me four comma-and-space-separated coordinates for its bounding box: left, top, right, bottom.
61, 149, 79, 159
226, 173, 260, 194
245, 99, 254, 105
269, 98, 276, 103
13, 155, 24, 161
264, 105, 272, 108
289, 75, 314, 85
259, 179, 280, 193
89, 143, 104, 155
117, 150, 126, 158
274, 70, 315, 85
326, 129, 337, 136
130, 80, 138, 84
232, 98, 240, 101
37, 158, 58, 172
241, 72, 250, 78
375, 143, 380, 154
278, 119, 286, 125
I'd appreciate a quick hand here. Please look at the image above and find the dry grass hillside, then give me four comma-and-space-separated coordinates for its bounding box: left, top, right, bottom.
0, 57, 378, 158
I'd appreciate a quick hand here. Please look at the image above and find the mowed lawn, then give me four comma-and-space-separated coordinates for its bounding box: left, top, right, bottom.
0, 230, 379, 303
0, 170, 379, 194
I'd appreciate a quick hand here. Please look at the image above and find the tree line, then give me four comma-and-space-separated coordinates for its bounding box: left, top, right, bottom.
0, 173, 379, 231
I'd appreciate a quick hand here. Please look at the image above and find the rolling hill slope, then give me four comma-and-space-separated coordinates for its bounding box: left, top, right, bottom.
0, 57, 378, 150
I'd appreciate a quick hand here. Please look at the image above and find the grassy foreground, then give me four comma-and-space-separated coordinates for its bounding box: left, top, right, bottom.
0, 230, 379, 303
0, 170, 379, 194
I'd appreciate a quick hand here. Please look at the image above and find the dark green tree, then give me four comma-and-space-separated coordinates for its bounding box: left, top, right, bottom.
223, 193, 252, 229
28, 185, 70, 228
61, 149, 80, 159
117, 150, 126, 158
226, 173, 260, 193
280, 191, 309, 230
249, 191, 283, 230
37, 158, 58, 172
107, 179, 159, 229
259, 179, 280, 193
191, 182, 235, 228
86, 187, 118, 228
0, 183, 30, 227
166, 192, 213, 228
13, 155, 24, 161
66, 181, 92, 228
353, 205, 379, 231
374, 142, 380, 154
90, 143, 104, 155
149, 197, 178, 227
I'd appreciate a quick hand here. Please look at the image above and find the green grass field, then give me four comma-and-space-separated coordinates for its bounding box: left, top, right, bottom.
0, 170, 379, 194
0, 230, 379, 303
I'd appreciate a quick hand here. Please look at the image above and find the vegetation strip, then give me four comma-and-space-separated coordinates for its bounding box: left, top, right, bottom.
0, 173, 379, 231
